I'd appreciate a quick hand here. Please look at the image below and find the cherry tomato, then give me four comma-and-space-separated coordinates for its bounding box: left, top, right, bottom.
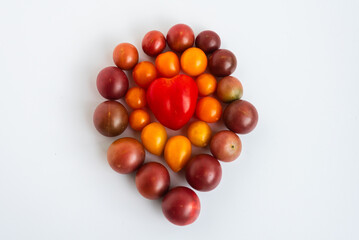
132, 61, 157, 89
210, 130, 242, 162
195, 30, 221, 54
142, 30, 166, 57
155, 51, 180, 78
96, 66, 128, 100
216, 76, 243, 102
129, 109, 150, 131
107, 137, 145, 174
196, 73, 217, 96
93, 101, 128, 137
180, 47, 207, 76
166, 24, 195, 52
208, 49, 237, 77
195, 96, 222, 123
187, 121, 212, 147
113, 43, 138, 70
136, 162, 170, 200
162, 186, 200, 226
125, 87, 146, 109
164, 136, 191, 172
141, 122, 167, 156
185, 154, 222, 191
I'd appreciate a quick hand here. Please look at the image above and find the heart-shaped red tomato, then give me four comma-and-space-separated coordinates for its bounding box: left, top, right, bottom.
146, 74, 198, 130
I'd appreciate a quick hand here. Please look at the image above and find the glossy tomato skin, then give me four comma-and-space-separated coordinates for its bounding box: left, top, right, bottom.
142, 30, 166, 57
129, 109, 150, 131
107, 137, 145, 174
180, 47, 207, 76
141, 122, 167, 156
96, 66, 129, 100
223, 100, 258, 134
208, 49, 237, 77
113, 43, 139, 70
162, 186, 200, 226
195, 30, 221, 54
185, 154, 222, 191
155, 51, 180, 78
210, 130, 241, 162
93, 101, 128, 137
135, 162, 170, 200
146, 74, 198, 130
217, 76, 243, 103
164, 136, 192, 172
166, 24, 194, 52
132, 61, 157, 89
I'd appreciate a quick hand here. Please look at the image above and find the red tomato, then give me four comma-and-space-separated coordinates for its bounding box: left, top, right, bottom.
146, 74, 198, 130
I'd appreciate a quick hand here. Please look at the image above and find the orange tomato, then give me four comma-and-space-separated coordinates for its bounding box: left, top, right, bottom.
196, 96, 222, 123
155, 51, 180, 78
141, 122, 167, 156
132, 61, 157, 88
187, 121, 212, 147
164, 136, 191, 172
125, 87, 146, 109
196, 73, 217, 96
129, 109, 150, 131
180, 47, 207, 76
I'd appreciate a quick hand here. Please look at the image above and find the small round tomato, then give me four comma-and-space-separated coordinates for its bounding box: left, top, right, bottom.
125, 87, 146, 109
196, 96, 222, 123
113, 43, 138, 70
132, 61, 157, 89
142, 30, 166, 57
129, 109, 150, 131
164, 136, 191, 172
155, 51, 180, 78
187, 121, 212, 147
141, 122, 167, 156
180, 47, 207, 76
166, 24, 195, 52
196, 73, 217, 96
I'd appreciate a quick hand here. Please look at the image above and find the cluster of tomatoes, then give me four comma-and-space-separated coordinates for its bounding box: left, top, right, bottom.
93, 24, 258, 226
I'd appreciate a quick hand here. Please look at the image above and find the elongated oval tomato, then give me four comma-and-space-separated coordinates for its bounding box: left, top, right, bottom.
146, 74, 198, 130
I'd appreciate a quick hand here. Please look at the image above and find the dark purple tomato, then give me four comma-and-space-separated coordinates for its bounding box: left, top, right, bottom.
142, 30, 166, 57
210, 130, 242, 162
223, 100, 258, 134
208, 49, 237, 77
96, 66, 129, 100
107, 137, 145, 174
216, 76, 243, 103
135, 162, 170, 200
166, 24, 194, 52
195, 30, 221, 54
93, 101, 128, 137
162, 186, 200, 226
113, 43, 139, 70
185, 154, 222, 192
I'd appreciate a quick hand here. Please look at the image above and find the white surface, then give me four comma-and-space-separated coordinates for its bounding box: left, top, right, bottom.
0, 0, 358, 239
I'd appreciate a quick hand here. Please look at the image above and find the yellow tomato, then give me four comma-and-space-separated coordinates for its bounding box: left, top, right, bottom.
164, 136, 191, 172
187, 121, 212, 147
141, 122, 167, 156
180, 47, 207, 76
196, 73, 217, 96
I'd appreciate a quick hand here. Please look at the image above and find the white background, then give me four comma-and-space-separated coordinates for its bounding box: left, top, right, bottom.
0, 0, 358, 239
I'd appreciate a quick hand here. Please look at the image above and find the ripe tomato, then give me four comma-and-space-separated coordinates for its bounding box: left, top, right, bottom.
166, 24, 195, 52
196, 73, 217, 96
155, 51, 180, 78
125, 87, 146, 109
113, 43, 138, 70
141, 122, 167, 156
129, 109, 150, 131
195, 96, 222, 123
180, 47, 207, 76
164, 136, 191, 172
187, 120, 212, 147
142, 30, 166, 57
132, 61, 157, 89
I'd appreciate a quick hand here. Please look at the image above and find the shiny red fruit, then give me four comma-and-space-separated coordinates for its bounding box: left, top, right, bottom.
93, 101, 128, 137
162, 186, 200, 226
208, 49, 237, 77
210, 130, 242, 162
135, 162, 170, 200
107, 137, 145, 174
142, 30, 166, 57
96, 66, 128, 100
223, 100, 258, 134
146, 74, 198, 130
166, 24, 194, 52
185, 154, 222, 192
195, 30, 221, 54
